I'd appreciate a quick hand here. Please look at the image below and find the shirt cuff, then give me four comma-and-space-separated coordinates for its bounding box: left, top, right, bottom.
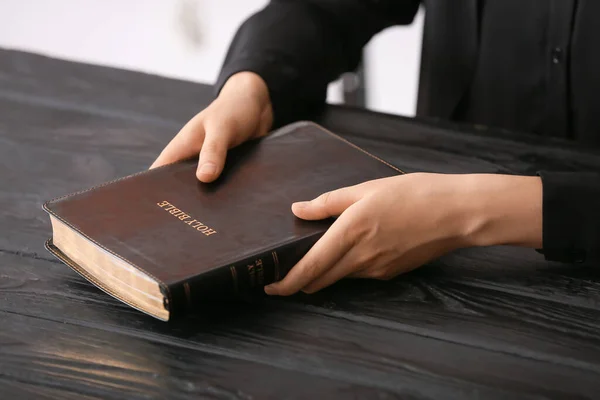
537, 171, 600, 264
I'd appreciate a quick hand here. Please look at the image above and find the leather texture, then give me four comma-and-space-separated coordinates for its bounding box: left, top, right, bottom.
44, 121, 401, 312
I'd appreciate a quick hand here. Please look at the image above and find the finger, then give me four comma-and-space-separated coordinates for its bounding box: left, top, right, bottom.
300, 245, 364, 293
347, 268, 373, 279
347, 266, 388, 280
347, 240, 449, 280
150, 114, 205, 169
196, 124, 231, 182
292, 185, 362, 221
264, 212, 357, 296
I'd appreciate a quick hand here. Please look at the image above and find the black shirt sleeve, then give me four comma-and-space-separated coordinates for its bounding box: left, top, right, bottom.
214, 0, 420, 128
538, 171, 600, 264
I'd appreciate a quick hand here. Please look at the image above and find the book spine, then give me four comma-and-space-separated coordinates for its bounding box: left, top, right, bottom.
167, 233, 323, 316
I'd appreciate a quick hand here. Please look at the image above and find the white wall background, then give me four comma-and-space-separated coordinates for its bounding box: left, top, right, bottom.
0, 0, 423, 116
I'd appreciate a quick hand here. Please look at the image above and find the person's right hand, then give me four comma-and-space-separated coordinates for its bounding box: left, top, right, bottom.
149, 71, 273, 182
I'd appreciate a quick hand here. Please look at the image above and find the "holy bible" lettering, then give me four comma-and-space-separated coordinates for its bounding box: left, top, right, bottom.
157, 200, 217, 236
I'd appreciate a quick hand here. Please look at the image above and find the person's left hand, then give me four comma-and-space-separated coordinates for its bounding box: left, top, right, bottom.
264, 172, 543, 296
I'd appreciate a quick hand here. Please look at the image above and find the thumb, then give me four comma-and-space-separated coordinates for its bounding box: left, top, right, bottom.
196, 126, 231, 182
292, 186, 362, 220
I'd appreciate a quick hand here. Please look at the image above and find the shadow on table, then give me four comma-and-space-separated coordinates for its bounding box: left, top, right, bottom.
74, 244, 600, 341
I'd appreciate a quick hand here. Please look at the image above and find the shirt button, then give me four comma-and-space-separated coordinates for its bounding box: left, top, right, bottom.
551, 47, 563, 64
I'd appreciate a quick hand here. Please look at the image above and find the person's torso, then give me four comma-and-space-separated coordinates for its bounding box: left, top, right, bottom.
420, 0, 600, 146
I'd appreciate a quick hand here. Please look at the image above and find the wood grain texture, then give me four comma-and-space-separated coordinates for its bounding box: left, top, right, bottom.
2, 48, 600, 399
1, 252, 597, 399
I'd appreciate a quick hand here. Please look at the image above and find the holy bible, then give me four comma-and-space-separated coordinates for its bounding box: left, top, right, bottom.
43, 121, 403, 321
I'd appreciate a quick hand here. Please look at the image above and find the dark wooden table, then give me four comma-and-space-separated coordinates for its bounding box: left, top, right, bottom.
2, 48, 600, 399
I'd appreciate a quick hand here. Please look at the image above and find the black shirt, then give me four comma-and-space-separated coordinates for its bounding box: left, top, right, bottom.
457, 0, 571, 138
215, 0, 600, 264
456, 0, 600, 143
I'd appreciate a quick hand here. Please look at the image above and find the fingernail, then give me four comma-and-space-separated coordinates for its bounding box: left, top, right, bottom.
199, 162, 217, 176
264, 285, 276, 295
293, 201, 309, 209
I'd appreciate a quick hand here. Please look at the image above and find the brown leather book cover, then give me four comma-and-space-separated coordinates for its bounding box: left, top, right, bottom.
43, 121, 403, 320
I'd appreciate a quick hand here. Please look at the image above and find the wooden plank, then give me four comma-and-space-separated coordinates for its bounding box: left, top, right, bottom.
1, 312, 399, 400
318, 108, 600, 174
0, 49, 209, 124
0, 97, 178, 256
2, 252, 600, 398
284, 246, 600, 369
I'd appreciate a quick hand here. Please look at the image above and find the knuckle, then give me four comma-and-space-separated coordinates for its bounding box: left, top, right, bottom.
354, 245, 386, 270
205, 113, 237, 133
303, 261, 321, 281
338, 220, 358, 247
206, 123, 239, 148
178, 135, 202, 153
348, 217, 370, 242
317, 191, 333, 208
175, 126, 198, 143
201, 140, 225, 155
348, 208, 380, 242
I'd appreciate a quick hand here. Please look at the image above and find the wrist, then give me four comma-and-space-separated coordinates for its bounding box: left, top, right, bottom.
456, 174, 543, 249
220, 71, 273, 134
220, 72, 272, 110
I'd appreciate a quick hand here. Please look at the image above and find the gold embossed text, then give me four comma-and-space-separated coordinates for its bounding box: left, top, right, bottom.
157, 200, 217, 236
